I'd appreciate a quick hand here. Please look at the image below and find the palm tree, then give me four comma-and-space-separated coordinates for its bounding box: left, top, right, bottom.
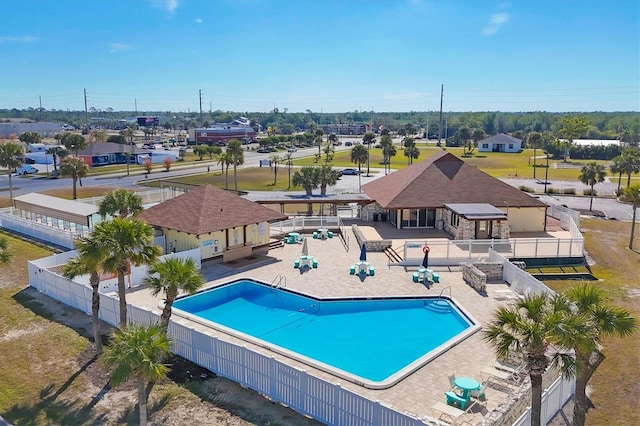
610, 147, 640, 193
404, 143, 420, 165
556, 116, 589, 162
322, 142, 335, 164
0, 142, 24, 204
622, 184, 640, 249
484, 293, 591, 426
362, 132, 376, 175
60, 157, 89, 199
350, 144, 368, 193
528, 132, 543, 179
283, 152, 293, 189
46, 145, 67, 177
104, 323, 172, 426
63, 235, 108, 355
215, 151, 233, 189
143, 257, 204, 334
314, 129, 324, 158
562, 283, 637, 426
0, 236, 13, 266
379, 134, 395, 175
92, 218, 162, 327
318, 165, 340, 196
292, 166, 320, 196
226, 139, 244, 193
579, 162, 607, 211
269, 153, 281, 185
98, 188, 144, 219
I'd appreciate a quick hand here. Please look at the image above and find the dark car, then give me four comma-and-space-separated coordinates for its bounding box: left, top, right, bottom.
341, 168, 360, 175
345, 141, 353, 146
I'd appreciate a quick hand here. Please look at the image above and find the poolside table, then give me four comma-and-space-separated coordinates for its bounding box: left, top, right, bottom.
417, 268, 433, 283
317, 228, 328, 239
454, 376, 481, 399
299, 255, 314, 268
356, 261, 371, 274
288, 232, 302, 243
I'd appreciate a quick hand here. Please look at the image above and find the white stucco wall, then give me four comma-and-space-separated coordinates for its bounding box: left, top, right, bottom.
502, 207, 546, 233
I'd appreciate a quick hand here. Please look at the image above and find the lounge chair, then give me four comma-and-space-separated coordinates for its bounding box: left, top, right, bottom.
432, 401, 466, 425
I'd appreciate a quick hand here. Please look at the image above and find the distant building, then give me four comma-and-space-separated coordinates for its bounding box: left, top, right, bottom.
572, 139, 622, 147
318, 123, 368, 136
0, 121, 61, 138
477, 133, 523, 153
188, 118, 257, 145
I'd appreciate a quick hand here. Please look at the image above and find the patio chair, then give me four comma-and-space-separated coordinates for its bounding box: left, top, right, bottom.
469, 384, 486, 402
448, 374, 457, 389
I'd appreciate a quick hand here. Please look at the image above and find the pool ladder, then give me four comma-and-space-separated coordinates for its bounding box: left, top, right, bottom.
271, 275, 286, 291
436, 286, 452, 303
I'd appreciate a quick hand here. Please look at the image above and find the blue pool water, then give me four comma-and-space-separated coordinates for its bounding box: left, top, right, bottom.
173, 279, 476, 387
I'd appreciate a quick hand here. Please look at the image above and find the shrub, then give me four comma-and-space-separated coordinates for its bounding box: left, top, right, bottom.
584, 188, 597, 196
562, 188, 576, 195
547, 187, 559, 194
519, 185, 534, 193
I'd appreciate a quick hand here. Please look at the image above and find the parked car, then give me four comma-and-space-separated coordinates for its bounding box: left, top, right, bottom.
345, 141, 353, 147
15, 165, 39, 176
341, 168, 360, 175
287, 147, 297, 152
257, 148, 270, 153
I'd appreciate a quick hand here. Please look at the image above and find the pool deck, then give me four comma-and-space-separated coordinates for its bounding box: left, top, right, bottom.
126, 225, 526, 424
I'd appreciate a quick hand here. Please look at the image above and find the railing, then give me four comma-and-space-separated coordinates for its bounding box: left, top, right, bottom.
269, 216, 349, 252
488, 250, 554, 296
400, 236, 584, 267
0, 210, 78, 249
512, 375, 575, 426
546, 203, 581, 229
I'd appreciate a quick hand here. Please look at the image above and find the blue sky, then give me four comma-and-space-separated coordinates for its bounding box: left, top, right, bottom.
1, 0, 638, 113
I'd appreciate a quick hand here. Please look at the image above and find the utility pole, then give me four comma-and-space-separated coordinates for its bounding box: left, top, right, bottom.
135, 99, 138, 114
84, 88, 89, 131
39, 95, 42, 121
437, 84, 444, 147
199, 89, 203, 118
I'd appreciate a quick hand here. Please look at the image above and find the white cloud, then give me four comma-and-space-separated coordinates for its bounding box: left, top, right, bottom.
0, 35, 40, 42
482, 12, 510, 35
195, 18, 203, 24
108, 43, 132, 53
151, 0, 179, 13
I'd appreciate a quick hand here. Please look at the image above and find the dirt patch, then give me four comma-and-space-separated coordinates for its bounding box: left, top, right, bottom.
24, 287, 321, 426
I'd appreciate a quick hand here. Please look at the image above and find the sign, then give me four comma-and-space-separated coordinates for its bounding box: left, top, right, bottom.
202, 239, 214, 247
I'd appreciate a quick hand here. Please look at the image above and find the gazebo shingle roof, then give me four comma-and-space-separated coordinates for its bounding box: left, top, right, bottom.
137, 184, 287, 235
362, 151, 546, 209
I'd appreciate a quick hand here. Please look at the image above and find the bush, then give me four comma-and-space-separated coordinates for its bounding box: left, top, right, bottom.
562, 188, 576, 195
547, 187, 559, 194
584, 188, 597, 196
519, 185, 534, 193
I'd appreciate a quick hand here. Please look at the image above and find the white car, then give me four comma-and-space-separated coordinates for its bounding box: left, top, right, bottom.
15, 165, 39, 176
287, 147, 298, 152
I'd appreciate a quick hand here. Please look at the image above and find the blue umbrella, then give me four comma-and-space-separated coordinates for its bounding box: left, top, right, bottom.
359, 243, 367, 261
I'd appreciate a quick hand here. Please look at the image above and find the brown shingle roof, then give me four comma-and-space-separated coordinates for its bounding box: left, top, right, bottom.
362, 151, 547, 209
137, 185, 287, 235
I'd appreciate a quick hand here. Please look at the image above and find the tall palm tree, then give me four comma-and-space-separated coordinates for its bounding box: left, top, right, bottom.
350, 144, 368, 193
318, 165, 339, 196
622, 184, 640, 249
484, 293, 591, 426
104, 323, 172, 426
362, 132, 376, 175
283, 152, 293, 189
528, 131, 543, 179
0, 236, 13, 266
143, 257, 204, 334
404, 143, 420, 165
98, 188, 144, 219
46, 145, 67, 176
92, 218, 162, 327
226, 139, 244, 193
611, 147, 640, 193
579, 162, 607, 211
215, 151, 233, 189
379, 134, 394, 175
322, 142, 335, 164
269, 153, 281, 185
292, 166, 320, 196
60, 157, 89, 199
562, 283, 637, 426
0, 142, 24, 204
63, 235, 108, 355
314, 129, 324, 158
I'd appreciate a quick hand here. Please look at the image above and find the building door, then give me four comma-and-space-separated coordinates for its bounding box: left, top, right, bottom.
475, 220, 492, 239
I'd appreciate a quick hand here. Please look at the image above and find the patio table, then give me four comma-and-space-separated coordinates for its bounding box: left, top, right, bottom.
288, 232, 301, 242
356, 261, 370, 274
317, 228, 328, 239
299, 255, 314, 268
454, 376, 481, 399
417, 268, 433, 282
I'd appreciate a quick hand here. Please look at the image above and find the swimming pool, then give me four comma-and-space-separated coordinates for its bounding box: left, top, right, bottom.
172, 279, 480, 388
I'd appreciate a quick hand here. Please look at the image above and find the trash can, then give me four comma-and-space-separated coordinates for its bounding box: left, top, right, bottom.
373, 213, 379, 222
381, 213, 388, 222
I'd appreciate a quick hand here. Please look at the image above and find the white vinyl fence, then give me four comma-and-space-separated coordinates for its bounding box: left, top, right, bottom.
488, 250, 554, 296
27, 260, 429, 426
512, 375, 575, 426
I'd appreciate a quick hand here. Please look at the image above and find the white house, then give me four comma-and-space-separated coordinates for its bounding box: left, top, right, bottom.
477, 133, 523, 153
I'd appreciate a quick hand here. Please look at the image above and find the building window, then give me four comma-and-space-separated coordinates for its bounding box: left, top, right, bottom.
451, 212, 460, 227
508, 143, 514, 149
482, 143, 489, 149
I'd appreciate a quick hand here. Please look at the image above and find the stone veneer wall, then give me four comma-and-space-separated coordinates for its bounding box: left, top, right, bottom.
351, 224, 392, 252
461, 263, 488, 293
360, 202, 386, 222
